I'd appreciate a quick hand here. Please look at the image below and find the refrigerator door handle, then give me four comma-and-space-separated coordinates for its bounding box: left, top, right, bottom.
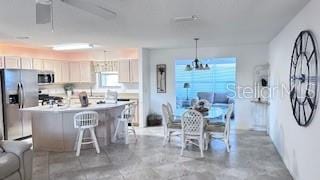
20, 83, 25, 108
17, 83, 21, 108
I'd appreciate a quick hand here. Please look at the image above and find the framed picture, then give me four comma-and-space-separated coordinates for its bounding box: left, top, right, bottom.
156, 64, 166, 93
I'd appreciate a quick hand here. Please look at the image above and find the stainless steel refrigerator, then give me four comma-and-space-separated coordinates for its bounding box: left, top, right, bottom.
0, 69, 38, 140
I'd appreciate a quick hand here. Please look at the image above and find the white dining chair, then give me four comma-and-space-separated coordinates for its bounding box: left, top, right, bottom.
205, 103, 234, 152
180, 109, 205, 158
74, 111, 100, 156
162, 104, 181, 146
167, 102, 181, 123
113, 104, 137, 144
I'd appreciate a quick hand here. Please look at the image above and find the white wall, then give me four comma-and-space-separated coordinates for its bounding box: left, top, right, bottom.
139, 48, 151, 127
268, 0, 320, 179
148, 44, 268, 129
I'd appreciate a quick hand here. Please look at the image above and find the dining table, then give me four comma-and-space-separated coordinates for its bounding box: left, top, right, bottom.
175, 105, 228, 124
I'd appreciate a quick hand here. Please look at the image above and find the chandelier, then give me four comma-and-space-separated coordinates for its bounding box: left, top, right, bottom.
185, 38, 210, 71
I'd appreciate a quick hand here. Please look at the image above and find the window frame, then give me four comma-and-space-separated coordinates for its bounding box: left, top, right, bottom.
96, 72, 121, 88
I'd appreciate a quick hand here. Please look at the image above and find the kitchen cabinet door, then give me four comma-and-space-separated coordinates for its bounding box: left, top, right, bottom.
0, 56, 4, 69
80, 61, 92, 82
118, 60, 130, 83
61, 61, 70, 83
33, 59, 43, 70
4, 56, 21, 69
69, 62, 81, 82
53, 61, 63, 83
21, 57, 33, 69
43, 60, 55, 71
130, 59, 139, 83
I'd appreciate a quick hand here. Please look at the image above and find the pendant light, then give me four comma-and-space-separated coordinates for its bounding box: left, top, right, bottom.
185, 38, 210, 71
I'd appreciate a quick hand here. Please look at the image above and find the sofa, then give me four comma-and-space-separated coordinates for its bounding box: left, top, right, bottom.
0, 132, 33, 180
197, 92, 234, 105
197, 92, 234, 118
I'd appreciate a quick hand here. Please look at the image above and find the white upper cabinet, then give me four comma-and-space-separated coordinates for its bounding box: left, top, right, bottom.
69, 61, 92, 83
0, 56, 4, 69
60, 61, 70, 83
43, 60, 55, 71
33, 59, 43, 70
118, 59, 139, 83
69, 62, 81, 82
4, 56, 21, 69
33, 59, 70, 83
0, 55, 92, 84
130, 59, 139, 83
79, 61, 92, 83
118, 60, 130, 83
21, 57, 33, 69
53, 61, 63, 83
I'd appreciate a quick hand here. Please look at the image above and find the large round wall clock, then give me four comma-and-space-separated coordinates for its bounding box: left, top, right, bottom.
290, 30, 318, 127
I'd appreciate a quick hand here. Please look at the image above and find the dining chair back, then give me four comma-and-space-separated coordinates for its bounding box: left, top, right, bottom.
162, 104, 169, 132
162, 104, 181, 146
224, 103, 234, 147
180, 109, 205, 157
166, 102, 174, 123
205, 103, 234, 152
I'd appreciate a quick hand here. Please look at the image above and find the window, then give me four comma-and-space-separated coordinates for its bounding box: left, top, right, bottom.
175, 57, 236, 107
97, 72, 120, 88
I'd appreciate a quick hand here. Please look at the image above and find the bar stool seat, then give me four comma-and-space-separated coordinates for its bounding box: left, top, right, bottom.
74, 111, 100, 156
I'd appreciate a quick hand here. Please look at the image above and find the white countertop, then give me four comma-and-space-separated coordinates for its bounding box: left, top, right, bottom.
47, 92, 139, 100
21, 101, 132, 113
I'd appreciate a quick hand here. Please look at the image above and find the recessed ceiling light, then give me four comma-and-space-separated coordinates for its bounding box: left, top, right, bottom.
173, 15, 200, 22
51, 43, 95, 51
16, 36, 30, 40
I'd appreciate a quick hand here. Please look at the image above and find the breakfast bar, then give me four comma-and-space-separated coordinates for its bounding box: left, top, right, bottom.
22, 102, 132, 152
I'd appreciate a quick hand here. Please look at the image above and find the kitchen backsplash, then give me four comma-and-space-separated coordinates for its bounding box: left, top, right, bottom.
39, 83, 139, 96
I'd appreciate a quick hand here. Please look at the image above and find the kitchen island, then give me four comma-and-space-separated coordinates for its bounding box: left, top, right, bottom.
21, 102, 132, 152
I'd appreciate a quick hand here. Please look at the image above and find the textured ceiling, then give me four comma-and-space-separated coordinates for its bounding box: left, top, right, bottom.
0, 0, 310, 49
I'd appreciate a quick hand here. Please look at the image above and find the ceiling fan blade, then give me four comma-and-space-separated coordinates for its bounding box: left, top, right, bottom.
61, 0, 117, 19
36, 0, 52, 24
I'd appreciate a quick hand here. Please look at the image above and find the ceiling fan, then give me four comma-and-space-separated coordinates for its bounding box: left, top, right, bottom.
36, 0, 117, 30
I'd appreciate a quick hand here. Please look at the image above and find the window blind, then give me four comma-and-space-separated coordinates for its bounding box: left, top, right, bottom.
175, 58, 236, 101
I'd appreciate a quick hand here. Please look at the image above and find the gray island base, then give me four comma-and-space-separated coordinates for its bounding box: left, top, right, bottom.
22, 102, 132, 152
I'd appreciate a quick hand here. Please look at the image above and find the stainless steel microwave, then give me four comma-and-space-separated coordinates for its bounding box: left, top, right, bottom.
38, 71, 55, 84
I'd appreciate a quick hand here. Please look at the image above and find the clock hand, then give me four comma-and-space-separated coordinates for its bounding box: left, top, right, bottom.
291, 74, 306, 83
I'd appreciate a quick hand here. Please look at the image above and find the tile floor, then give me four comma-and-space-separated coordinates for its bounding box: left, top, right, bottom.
32, 127, 292, 180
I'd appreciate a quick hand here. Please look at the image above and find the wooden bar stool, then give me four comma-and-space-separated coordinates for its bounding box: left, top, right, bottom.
74, 111, 100, 156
